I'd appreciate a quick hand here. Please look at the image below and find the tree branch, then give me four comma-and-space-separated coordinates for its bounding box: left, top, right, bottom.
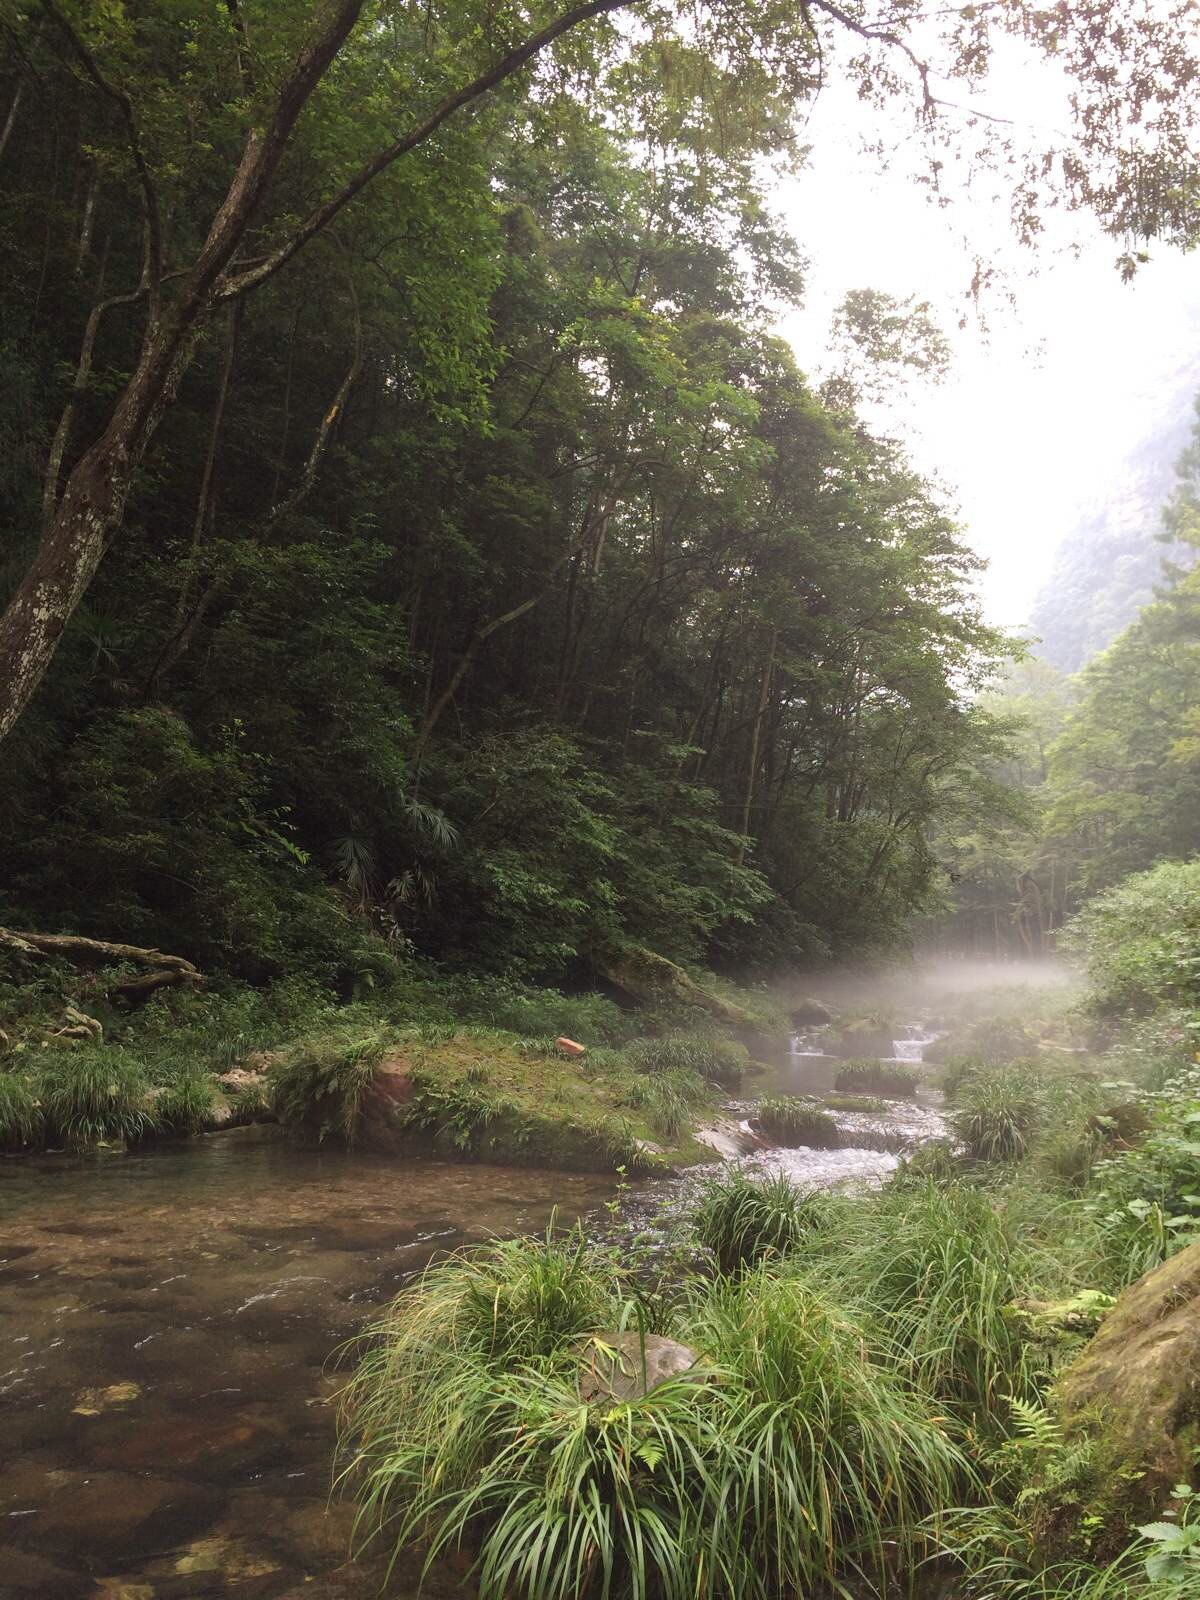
216, 0, 631, 302
41, 0, 164, 310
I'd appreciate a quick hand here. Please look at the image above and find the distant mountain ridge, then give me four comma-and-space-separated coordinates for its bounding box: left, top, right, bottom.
1028, 372, 1200, 674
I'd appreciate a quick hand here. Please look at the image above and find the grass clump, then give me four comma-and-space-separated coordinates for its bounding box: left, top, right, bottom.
0, 1070, 43, 1148
341, 1230, 967, 1600
751, 1096, 839, 1147
952, 1063, 1048, 1161
826, 1177, 1038, 1420
683, 1267, 970, 1590
154, 1068, 218, 1135
692, 1170, 826, 1272
622, 1068, 711, 1139
624, 1031, 748, 1087
269, 1027, 391, 1143
834, 1058, 921, 1096
36, 1047, 157, 1149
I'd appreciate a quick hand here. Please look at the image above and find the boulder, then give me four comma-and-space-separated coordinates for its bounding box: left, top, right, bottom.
556, 1036, 586, 1057
577, 1332, 699, 1402
1057, 1240, 1200, 1515
789, 998, 832, 1027
694, 1118, 765, 1159
357, 1056, 415, 1154
594, 944, 754, 1028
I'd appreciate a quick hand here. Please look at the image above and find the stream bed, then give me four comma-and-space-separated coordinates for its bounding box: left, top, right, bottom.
0, 1028, 945, 1598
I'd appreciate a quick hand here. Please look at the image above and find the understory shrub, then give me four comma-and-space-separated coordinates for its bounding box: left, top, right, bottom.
1082, 1064, 1200, 1286
691, 1170, 827, 1272
445, 976, 629, 1045
751, 1096, 839, 1147
1064, 859, 1200, 1019
834, 1058, 920, 1096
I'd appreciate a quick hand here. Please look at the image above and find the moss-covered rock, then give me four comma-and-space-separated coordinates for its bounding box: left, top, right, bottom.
1056, 1240, 1200, 1525
829, 1021, 896, 1059
789, 998, 832, 1026
595, 944, 755, 1027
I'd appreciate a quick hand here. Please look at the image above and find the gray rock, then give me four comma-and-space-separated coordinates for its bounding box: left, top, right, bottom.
577, 1332, 699, 1402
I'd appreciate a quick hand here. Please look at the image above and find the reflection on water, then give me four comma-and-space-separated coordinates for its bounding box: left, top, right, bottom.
0, 1131, 617, 1597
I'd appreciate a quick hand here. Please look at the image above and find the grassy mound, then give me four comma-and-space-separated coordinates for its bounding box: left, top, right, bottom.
750, 1095, 839, 1147
268, 1025, 724, 1171
834, 1058, 921, 1096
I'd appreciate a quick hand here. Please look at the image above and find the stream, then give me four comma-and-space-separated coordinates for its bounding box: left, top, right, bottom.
0, 1026, 945, 1598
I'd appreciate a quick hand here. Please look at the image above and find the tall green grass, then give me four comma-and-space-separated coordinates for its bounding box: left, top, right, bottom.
825, 1178, 1039, 1420
952, 1064, 1047, 1161
691, 1170, 827, 1273
622, 1068, 710, 1139
341, 1230, 968, 1600
683, 1267, 970, 1591
0, 1071, 42, 1148
154, 1067, 218, 1134
269, 1027, 391, 1142
623, 1032, 748, 1087
36, 1048, 157, 1148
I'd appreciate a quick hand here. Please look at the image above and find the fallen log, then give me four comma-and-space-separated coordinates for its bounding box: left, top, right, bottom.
0, 927, 202, 1005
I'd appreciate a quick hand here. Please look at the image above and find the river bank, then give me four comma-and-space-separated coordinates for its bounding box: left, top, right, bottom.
0, 1013, 949, 1596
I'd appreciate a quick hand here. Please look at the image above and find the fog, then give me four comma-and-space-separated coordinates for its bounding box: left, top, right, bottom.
774, 957, 1079, 1020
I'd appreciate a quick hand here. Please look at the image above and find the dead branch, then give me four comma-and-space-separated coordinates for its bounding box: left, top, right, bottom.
0, 927, 202, 1006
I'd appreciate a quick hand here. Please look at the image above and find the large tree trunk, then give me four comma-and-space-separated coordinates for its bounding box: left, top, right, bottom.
0, 0, 369, 742
0, 0, 630, 746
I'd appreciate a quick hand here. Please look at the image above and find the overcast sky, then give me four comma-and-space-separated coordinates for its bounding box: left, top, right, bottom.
770, 58, 1200, 631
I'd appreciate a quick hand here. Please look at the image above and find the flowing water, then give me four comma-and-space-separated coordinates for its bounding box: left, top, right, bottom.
0, 1024, 945, 1597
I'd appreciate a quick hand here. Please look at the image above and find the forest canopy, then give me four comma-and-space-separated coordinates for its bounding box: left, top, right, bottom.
3, 0, 1199, 986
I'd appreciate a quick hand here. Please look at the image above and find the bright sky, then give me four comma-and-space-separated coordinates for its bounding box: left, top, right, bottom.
770, 58, 1200, 632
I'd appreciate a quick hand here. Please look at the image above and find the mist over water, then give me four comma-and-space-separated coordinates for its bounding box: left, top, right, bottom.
773, 956, 1079, 1018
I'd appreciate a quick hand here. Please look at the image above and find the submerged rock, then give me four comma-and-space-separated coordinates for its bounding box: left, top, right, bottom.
577, 1332, 699, 1402
1057, 1239, 1200, 1517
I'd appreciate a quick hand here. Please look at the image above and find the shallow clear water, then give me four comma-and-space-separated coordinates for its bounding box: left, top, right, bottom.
0, 1131, 617, 1597
0, 1026, 946, 1597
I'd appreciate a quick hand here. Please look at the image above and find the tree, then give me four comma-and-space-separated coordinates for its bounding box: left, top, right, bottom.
3, 0, 1200, 744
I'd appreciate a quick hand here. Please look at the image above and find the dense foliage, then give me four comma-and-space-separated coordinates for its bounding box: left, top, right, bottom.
0, 2, 1032, 988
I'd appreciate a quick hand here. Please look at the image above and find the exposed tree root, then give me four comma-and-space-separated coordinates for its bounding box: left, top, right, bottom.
0, 927, 201, 1005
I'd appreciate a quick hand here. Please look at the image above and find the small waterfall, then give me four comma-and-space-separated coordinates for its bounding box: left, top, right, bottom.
891, 1037, 925, 1062
788, 1031, 827, 1057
